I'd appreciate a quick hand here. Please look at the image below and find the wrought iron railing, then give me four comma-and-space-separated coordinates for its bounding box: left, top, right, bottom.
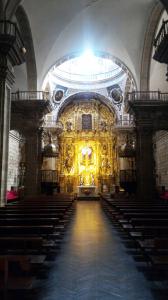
12, 91, 50, 101
127, 91, 168, 101
154, 20, 168, 49
115, 118, 135, 127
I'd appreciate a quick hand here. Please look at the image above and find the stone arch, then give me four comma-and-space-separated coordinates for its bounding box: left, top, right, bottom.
56, 92, 118, 122
15, 5, 37, 90
140, 2, 164, 91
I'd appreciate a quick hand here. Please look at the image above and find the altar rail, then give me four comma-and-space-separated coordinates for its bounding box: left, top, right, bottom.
12, 91, 50, 101
127, 91, 168, 101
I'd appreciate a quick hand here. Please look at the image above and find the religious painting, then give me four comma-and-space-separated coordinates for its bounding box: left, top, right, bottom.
82, 114, 92, 130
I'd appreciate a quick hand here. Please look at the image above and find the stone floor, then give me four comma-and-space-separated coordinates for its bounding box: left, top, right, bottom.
10, 200, 168, 300
26, 200, 167, 300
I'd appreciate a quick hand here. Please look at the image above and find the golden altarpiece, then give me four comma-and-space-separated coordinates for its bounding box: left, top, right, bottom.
48, 99, 119, 196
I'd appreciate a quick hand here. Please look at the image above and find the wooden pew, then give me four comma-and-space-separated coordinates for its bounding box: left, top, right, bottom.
0, 217, 60, 226
0, 225, 54, 235
0, 236, 59, 256
0, 255, 36, 295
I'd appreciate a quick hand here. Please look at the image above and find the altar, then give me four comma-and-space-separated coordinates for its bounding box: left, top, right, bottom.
77, 185, 98, 198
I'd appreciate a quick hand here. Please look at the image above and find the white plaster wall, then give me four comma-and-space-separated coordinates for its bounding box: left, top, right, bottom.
12, 64, 28, 92
150, 60, 168, 92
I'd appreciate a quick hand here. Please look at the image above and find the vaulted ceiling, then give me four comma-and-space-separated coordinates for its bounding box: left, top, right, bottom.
1, 0, 164, 90
21, 0, 161, 88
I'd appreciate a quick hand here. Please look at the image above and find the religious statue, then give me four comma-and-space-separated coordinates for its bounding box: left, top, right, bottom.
101, 157, 110, 173
102, 144, 108, 155
100, 121, 107, 131
64, 144, 74, 173
66, 121, 72, 132
91, 174, 95, 185
79, 175, 84, 186
81, 146, 93, 166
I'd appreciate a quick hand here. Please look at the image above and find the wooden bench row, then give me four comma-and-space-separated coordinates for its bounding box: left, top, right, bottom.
100, 195, 168, 276
0, 194, 76, 296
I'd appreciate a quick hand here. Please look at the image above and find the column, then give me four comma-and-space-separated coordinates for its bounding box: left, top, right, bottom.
0, 56, 14, 206
136, 127, 155, 200
24, 128, 42, 197
0, 21, 25, 206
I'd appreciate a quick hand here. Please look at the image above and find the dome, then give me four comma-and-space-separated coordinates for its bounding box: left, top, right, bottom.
43, 51, 128, 90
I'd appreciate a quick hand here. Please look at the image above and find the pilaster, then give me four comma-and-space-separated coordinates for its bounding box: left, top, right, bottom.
24, 128, 42, 197
0, 21, 25, 206
0, 56, 14, 206
136, 126, 155, 200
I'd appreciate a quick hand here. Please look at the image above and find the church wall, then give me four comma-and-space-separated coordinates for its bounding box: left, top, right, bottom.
7, 131, 20, 190
154, 130, 168, 190
150, 59, 168, 92
12, 64, 28, 92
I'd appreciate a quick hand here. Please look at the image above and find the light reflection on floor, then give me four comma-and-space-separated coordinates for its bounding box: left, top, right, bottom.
38, 201, 154, 300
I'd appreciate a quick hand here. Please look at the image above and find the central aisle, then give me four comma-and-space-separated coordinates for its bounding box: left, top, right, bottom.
39, 201, 154, 300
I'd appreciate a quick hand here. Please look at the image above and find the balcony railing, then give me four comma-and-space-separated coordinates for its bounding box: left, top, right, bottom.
0, 20, 17, 36
127, 91, 168, 101
115, 118, 134, 127
154, 20, 168, 49
12, 91, 50, 101
43, 121, 56, 128
0, 20, 24, 53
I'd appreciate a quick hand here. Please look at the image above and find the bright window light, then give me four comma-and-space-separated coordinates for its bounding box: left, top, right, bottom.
42, 51, 127, 90
79, 49, 99, 74
51, 52, 122, 81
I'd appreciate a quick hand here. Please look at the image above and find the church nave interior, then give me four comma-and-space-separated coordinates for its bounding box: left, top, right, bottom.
0, 0, 168, 299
